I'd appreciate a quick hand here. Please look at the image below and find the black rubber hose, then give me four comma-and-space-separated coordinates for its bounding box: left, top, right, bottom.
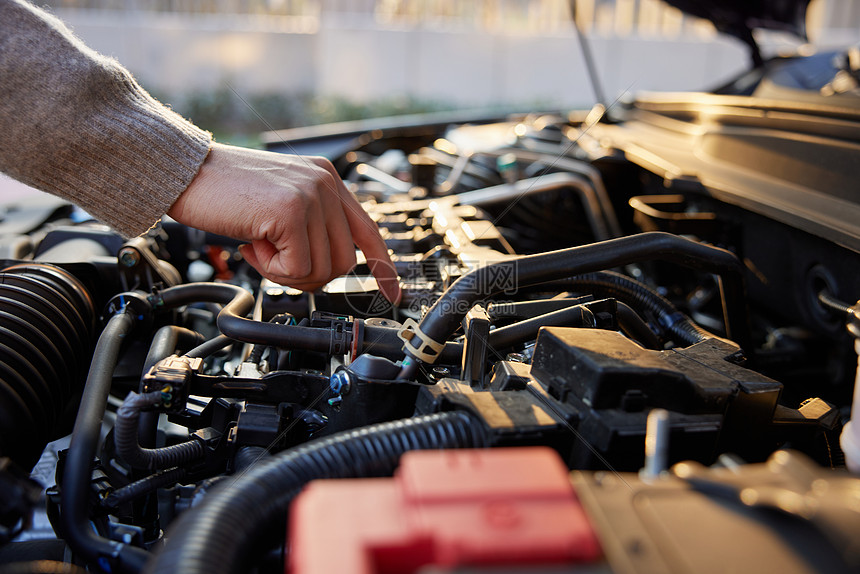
59, 311, 149, 574
248, 314, 295, 364
486, 297, 590, 320
487, 304, 595, 349
146, 411, 486, 574
114, 392, 205, 472
364, 300, 658, 362
102, 467, 187, 510
185, 334, 233, 359
405, 232, 748, 361
566, 271, 718, 347
154, 283, 337, 352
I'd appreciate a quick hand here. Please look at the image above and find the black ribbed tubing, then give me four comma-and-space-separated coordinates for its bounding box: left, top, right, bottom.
146, 411, 485, 574
114, 392, 206, 471
60, 311, 149, 574
407, 232, 749, 360
103, 467, 187, 510
566, 271, 718, 347
155, 283, 335, 351
0, 264, 95, 469
233, 446, 269, 472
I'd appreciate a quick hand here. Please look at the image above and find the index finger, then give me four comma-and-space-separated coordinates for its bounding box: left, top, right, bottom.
339, 191, 401, 304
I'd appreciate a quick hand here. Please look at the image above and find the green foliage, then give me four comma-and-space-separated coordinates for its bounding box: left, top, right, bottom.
164, 87, 462, 147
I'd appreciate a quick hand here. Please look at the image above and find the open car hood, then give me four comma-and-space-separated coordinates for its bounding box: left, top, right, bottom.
663, 0, 811, 42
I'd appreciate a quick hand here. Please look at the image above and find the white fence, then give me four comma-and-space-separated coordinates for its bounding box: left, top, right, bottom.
43, 0, 859, 109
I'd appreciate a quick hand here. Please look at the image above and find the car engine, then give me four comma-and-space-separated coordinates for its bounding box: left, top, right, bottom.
3, 34, 860, 574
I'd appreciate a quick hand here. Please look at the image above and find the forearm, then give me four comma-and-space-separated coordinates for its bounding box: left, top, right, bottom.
0, 0, 211, 237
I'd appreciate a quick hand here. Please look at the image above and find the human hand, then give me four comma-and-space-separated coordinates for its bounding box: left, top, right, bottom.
167, 143, 400, 303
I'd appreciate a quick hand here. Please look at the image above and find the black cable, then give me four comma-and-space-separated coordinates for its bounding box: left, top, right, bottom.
102, 467, 186, 510
114, 392, 205, 472
146, 411, 485, 574
59, 311, 149, 574
566, 271, 718, 347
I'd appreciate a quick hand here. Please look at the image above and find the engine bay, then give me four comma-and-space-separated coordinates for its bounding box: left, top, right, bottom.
2, 74, 860, 573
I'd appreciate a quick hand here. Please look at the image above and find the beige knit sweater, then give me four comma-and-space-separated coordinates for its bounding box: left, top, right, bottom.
0, 0, 212, 237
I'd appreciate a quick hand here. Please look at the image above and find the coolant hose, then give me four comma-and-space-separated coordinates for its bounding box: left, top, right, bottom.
60, 311, 149, 574
146, 411, 486, 574
566, 271, 718, 346
154, 283, 339, 352
404, 232, 748, 363
114, 391, 206, 471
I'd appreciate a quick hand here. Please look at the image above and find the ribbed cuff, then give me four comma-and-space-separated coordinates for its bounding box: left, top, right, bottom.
0, 0, 213, 237
25, 63, 213, 237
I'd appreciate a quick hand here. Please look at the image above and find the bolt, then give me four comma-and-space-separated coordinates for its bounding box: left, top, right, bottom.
848, 300, 860, 338
329, 370, 351, 395
118, 248, 140, 268
266, 288, 285, 299
505, 353, 525, 363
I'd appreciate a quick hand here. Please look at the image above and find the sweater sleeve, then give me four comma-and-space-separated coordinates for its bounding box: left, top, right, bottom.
0, 0, 212, 237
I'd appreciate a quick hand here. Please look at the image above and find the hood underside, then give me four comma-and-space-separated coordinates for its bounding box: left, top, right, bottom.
662, 0, 811, 42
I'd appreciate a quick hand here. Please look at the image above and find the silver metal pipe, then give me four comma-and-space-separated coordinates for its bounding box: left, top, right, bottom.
643, 408, 670, 480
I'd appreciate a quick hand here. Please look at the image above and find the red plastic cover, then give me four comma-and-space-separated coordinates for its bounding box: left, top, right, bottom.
288, 447, 600, 574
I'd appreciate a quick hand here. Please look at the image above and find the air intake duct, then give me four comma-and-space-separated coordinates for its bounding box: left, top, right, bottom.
0, 264, 95, 469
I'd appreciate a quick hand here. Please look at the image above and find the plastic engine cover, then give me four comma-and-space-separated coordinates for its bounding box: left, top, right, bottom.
288, 447, 601, 574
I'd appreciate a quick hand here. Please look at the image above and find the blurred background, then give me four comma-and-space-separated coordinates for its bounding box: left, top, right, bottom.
30, 0, 860, 144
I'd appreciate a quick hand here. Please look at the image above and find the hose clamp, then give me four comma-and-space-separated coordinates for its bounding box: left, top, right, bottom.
397, 318, 445, 364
